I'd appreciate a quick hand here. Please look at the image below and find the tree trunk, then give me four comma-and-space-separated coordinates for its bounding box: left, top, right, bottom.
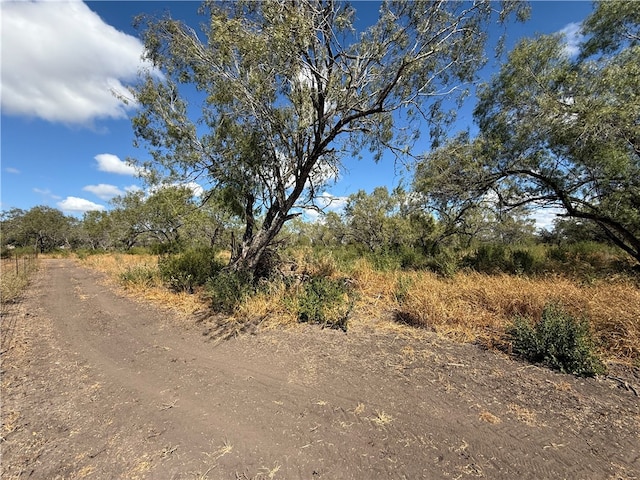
229, 212, 289, 277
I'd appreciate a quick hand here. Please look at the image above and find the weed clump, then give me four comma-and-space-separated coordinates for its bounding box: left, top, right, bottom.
508, 303, 606, 377
119, 263, 159, 288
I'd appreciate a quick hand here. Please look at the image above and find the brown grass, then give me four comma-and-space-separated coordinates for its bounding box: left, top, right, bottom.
77, 252, 640, 365
78, 254, 204, 317
353, 262, 640, 364
1, 256, 38, 311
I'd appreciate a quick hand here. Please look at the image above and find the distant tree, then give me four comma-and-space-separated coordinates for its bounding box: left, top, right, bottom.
342, 186, 436, 252
543, 218, 610, 245
81, 210, 114, 250
128, 0, 527, 275
1, 206, 75, 253
416, 1, 640, 263
110, 186, 197, 250
0, 208, 27, 248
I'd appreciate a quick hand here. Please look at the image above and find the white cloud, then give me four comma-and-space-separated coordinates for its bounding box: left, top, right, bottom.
82, 183, 125, 200
33, 187, 60, 199
1, 0, 151, 125
5, 167, 20, 174
182, 181, 204, 197
303, 191, 348, 222
94, 153, 141, 176
558, 22, 584, 58
317, 191, 348, 210
531, 207, 563, 231
57, 196, 106, 213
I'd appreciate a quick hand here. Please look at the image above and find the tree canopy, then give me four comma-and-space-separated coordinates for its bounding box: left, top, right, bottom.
129, 0, 527, 274
415, 0, 640, 263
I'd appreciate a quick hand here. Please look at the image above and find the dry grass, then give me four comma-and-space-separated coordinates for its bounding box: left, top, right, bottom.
1, 256, 38, 311
77, 252, 640, 365
352, 262, 640, 364
78, 254, 205, 316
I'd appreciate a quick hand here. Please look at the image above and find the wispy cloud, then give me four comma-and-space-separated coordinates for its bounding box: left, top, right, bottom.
57, 196, 105, 214
1, 0, 152, 125
94, 153, 142, 176
83, 183, 125, 200
5, 167, 20, 174
558, 22, 584, 58
33, 187, 61, 200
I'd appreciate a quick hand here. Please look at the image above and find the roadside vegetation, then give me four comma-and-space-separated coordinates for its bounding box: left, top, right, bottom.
0, 249, 39, 313
75, 242, 639, 375
2, 1, 638, 376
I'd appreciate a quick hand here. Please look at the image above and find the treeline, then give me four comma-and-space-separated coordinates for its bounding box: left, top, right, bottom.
1, 183, 630, 277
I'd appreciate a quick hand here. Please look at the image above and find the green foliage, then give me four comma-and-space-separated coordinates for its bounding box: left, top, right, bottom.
424, 249, 460, 278
296, 276, 353, 331
125, 247, 152, 255
464, 244, 510, 274
159, 247, 223, 292
1, 206, 76, 253
508, 304, 606, 377
394, 275, 414, 304
511, 249, 539, 274
206, 271, 254, 314
416, 1, 640, 264
463, 244, 544, 275
131, 1, 526, 275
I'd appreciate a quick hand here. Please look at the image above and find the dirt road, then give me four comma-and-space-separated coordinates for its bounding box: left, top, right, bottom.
1, 259, 639, 479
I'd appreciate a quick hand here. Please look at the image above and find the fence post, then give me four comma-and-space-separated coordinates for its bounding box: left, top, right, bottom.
15, 255, 19, 275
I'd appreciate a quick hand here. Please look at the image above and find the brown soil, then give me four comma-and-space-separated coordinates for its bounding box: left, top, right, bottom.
1, 259, 639, 479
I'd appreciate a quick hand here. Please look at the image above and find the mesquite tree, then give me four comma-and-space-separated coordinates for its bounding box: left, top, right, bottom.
129, 0, 526, 275
416, 1, 640, 263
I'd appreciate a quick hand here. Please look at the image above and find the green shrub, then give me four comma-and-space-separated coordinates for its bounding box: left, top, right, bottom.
397, 246, 429, 270
511, 248, 539, 275
464, 244, 510, 274
150, 242, 183, 255
159, 247, 223, 292
297, 276, 353, 331
394, 274, 414, 303
125, 246, 152, 255
367, 250, 402, 271
508, 303, 606, 377
425, 249, 459, 277
206, 270, 254, 314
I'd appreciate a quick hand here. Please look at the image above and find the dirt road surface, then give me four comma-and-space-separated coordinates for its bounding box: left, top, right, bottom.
1, 259, 639, 479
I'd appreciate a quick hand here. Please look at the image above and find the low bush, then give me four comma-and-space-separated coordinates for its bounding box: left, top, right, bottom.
508, 303, 606, 377
206, 270, 254, 314
158, 247, 223, 292
296, 276, 353, 331
464, 244, 510, 274
425, 249, 459, 277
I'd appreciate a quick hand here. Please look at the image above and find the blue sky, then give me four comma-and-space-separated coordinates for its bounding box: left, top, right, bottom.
1, 0, 595, 226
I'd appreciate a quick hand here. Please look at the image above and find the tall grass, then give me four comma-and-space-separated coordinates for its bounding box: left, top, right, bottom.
1, 256, 38, 310
78, 251, 640, 365
378, 266, 639, 363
